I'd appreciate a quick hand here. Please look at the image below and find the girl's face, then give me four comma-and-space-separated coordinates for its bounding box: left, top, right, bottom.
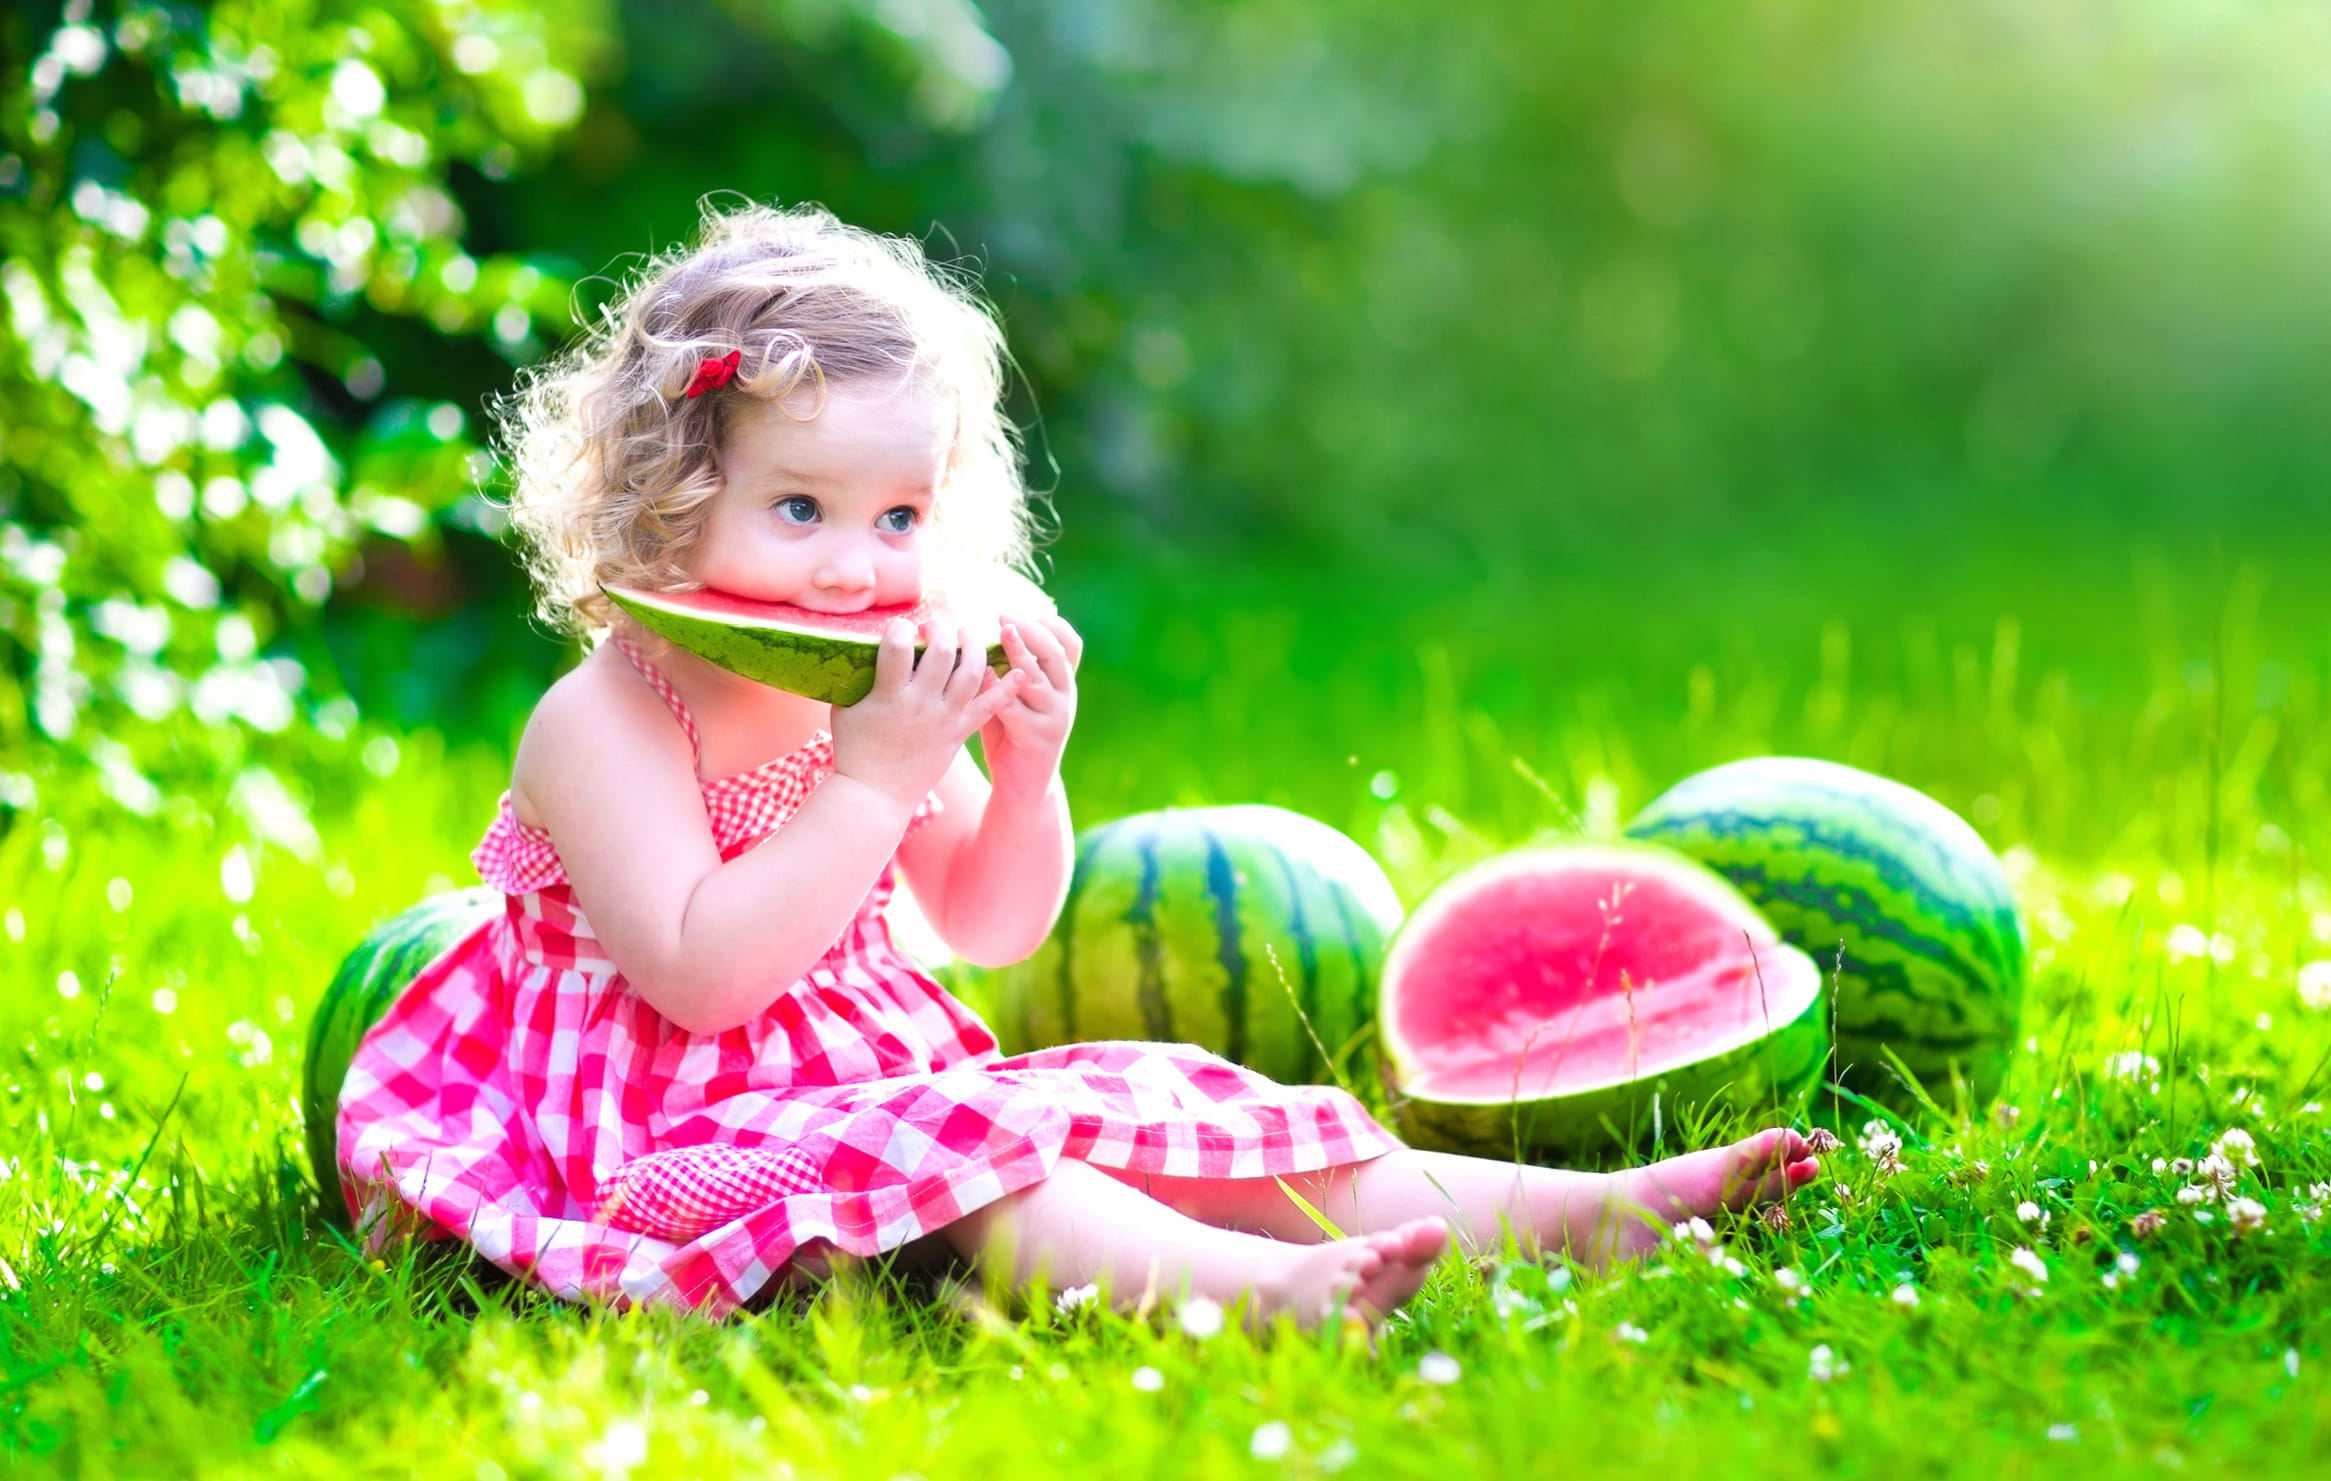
690, 379, 950, 612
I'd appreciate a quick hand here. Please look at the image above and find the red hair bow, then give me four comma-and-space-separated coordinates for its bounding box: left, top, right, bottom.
683, 350, 742, 399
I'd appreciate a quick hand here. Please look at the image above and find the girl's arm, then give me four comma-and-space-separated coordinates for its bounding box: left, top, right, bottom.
895, 751, 1073, 967
521, 624, 1017, 1035
898, 613, 1083, 965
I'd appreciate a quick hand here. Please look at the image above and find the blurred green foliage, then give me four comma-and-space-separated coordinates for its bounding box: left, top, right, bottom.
0, 0, 615, 834
6, 0, 2329, 848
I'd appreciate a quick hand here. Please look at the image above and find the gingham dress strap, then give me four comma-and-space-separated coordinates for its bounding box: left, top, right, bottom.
607, 630, 701, 762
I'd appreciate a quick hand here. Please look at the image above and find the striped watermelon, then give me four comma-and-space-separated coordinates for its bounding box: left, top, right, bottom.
987, 806, 1403, 1084
302, 888, 501, 1215
1381, 844, 1829, 1162
1626, 757, 2028, 1110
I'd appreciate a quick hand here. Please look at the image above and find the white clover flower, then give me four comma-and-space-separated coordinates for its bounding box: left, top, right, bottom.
1773, 1267, 1803, 1293
2010, 1247, 2049, 1284
2105, 1051, 2160, 1081
2255, 1012, 2274, 1033
586, 1419, 649, 1475
1891, 1284, 1920, 1308
1673, 1216, 1716, 1246
1417, 1351, 1462, 1385
2197, 1152, 2240, 1198
2047, 1423, 2078, 1442
1250, 1421, 1292, 1461
1131, 1366, 1164, 1392
1054, 1283, 1099, 1314
1177, 1296, 1225, 1339
2212, 1129, 2259, 1167
2016, 1200, 2045, 1224
1808, 1344, 1850, 1382
2297, 960, 2331, 1011
2227, 1197, 2268, 1236
1614, 1322, 1649, 1345
2117, 1251, 2140, 1276
2176, 1185, 2210, 1206
1858, 1121, 1904, 1176
2286, 1349, 2301, 1379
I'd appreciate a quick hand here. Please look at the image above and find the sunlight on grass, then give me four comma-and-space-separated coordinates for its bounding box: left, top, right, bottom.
6, 594, 2330, 1477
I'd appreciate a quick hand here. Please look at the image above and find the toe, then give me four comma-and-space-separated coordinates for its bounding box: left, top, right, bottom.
1400, 1216, 1451, 1264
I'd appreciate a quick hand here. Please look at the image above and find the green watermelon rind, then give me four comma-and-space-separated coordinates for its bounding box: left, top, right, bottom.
1378, 843, 1831, 1161
602, 568, 1053, 706
1625, 757, 2028, 1106
303, 888, 502, 1217
989, 806, 1403, 1086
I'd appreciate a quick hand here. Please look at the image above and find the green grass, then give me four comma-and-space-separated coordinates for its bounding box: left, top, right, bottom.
8, 540, 2331, 1478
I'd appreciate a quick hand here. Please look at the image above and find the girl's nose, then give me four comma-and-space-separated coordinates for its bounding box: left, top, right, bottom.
813, 538, 875, 593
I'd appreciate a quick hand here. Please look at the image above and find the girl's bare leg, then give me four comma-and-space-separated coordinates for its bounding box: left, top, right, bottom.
1121, 1128, 1820, 1269
942, 1158, 1449, 1331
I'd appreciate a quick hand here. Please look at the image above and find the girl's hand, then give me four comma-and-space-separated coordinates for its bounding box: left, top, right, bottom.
832, 619, 1025, 809
979, 613, 1083, 800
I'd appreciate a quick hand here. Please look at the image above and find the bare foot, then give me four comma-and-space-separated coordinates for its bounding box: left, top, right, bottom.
1605, 1128, 1819, 1262
1250, 1217, 1448, 1332
1348, 1216, 1449, 1319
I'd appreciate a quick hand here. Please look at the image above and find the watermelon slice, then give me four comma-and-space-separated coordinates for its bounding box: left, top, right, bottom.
603, 567, 1055, 705
1380, 844, 1828, 1161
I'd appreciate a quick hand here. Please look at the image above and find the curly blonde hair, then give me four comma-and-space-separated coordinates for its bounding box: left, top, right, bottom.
496, 199, 1041, 636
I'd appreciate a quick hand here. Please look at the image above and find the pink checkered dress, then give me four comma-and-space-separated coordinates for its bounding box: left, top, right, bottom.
335, 635, 1398, 1316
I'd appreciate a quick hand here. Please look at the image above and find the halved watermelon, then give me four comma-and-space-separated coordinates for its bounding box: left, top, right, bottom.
1381, 844, 1828, 1161
604, 567, 1055, 704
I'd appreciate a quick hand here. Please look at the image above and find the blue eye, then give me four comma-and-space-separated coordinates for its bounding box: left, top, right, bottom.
878, 507, 919, 534
775, 496, 819, 525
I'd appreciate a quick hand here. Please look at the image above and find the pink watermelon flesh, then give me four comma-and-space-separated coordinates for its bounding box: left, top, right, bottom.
621, 586, 984, 640
1384, 846, 1822, 1102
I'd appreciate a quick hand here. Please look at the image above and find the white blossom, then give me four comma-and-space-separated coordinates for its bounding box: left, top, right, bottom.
1417, 1351, 1462, 1385
1250, 1421, 1292, 1461
1131, 1366, 1164, 1392
1858, 1120, 1904, 1176
1891, 1283, 1920, 1308
1177, 1296, 1225, 1339
2297, 960, 2331, 1011
2009, 1247, 2049, 1284
1808, 1344, 1850, 1382
2227, 1196, 2268, 1236
1054, 1283, 1099, 1314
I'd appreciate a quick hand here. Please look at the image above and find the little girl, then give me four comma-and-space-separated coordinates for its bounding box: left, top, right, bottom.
337, 202, 1819, 1327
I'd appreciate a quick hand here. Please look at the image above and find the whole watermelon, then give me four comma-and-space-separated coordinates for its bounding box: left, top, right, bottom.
988, 806, 1404, 1084
1626, 757, 2027, 1110
303, 887, 501, 1216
